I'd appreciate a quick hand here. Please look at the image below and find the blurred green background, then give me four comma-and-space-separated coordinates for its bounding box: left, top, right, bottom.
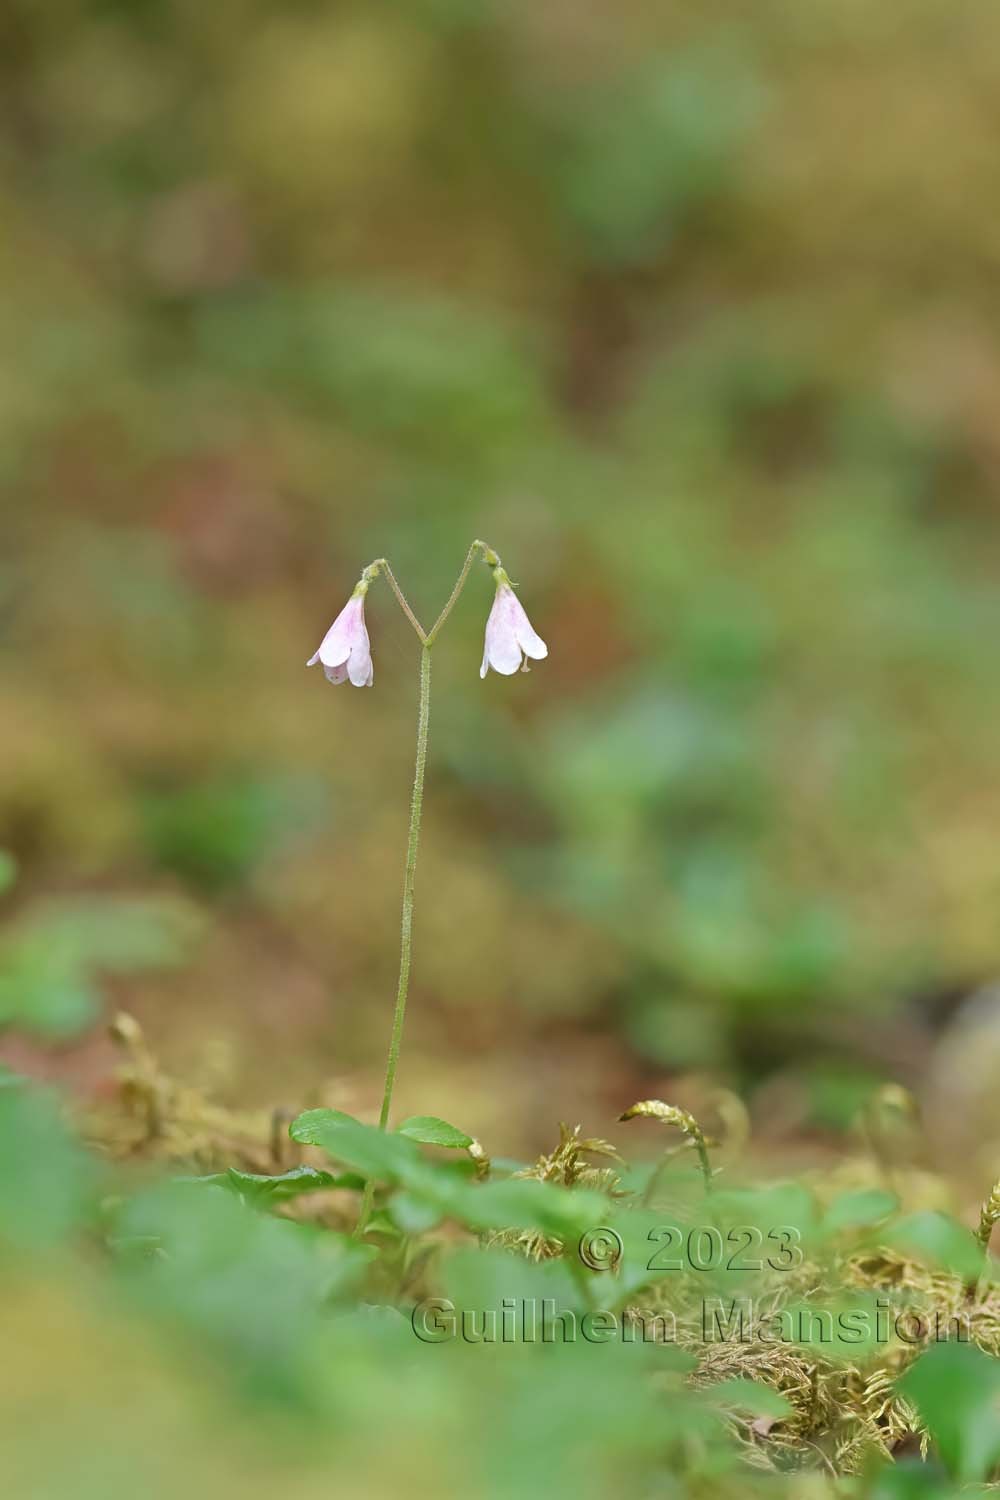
4, 0, 1000, 1163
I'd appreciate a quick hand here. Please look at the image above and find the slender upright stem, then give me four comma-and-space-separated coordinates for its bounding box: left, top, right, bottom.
379, 643, 432, 1127
354, 540, 498, 1235
356, 644, 432, 1234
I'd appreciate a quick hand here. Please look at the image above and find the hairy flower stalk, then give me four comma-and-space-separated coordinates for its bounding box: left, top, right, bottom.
309, 543, 546, 1234
377, 641, 431, 1135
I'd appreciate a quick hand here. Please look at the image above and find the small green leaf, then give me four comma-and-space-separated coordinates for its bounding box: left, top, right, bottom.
441, 1245, 584, 1315
885, 1212, 984, 1283
288, 1107, 361, 1139
289, 1109, 426, 1183
178, 1165, 348, 1205
901, 1342, 1000, 1480
441, 1177, 610, 1239
866, 1461, 956, 1500
397, 1116, 473, 1149
389, 1192, 443, 1234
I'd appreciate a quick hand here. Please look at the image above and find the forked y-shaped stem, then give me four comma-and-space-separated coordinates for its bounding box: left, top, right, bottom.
355, 541, 497, 1236
366, 558, 427, 642
426, 539, 498, 645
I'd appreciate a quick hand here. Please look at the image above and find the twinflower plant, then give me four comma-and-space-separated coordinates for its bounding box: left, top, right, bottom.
308, 542, 547, 1231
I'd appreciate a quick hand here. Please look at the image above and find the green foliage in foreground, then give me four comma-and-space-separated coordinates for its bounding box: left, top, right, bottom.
2, 1075, 999, 1500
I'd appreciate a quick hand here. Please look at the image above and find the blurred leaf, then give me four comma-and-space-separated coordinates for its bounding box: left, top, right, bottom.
868, 1462, 958, 1500
884, 1212, 985, 1283
292, 1109, 609, 1240
141, 774, 328, 890
438, 1177, 610, 1240
197, 285, 548, 462
546, 688, 760, 844
710, 1183, 821, 1249
0, 894, 203, 1038
704, 1379, 791, 1419
806, 1065, 888, 1133
0, 942, 97, 1036
396, 1115, 473, 1148
13, 895, 202, 973
115, 1183, 373, 1403
388, 1191, 443, 1235
0, 1081, 97, 1250
178, 1165, 348, 1205
781, 1291, 886, 1364
546, 46, 764, 267
823, 1189, 899, 1234
901, 1342, 1000, 1481
289, 1109, 426, 1183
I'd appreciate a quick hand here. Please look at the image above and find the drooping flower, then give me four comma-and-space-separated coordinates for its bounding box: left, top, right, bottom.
480, 568, 548, 678
307, 587, 373, 687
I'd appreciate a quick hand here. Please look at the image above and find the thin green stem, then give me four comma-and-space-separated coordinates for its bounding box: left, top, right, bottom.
354, 539, 499, 1236
373, 559, 426, 642
356, 644, 432, 1235
379, 642, 431, 1127
425, 539, 497, 645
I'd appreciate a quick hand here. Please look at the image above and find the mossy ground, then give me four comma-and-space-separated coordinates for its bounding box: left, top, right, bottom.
85, 1017, 1000, 1488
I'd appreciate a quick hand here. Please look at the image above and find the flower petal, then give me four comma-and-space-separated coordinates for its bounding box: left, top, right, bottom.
347, 641, 373, 687
323, 662, 349, 684
317, 634, 352, 668
484, 593, 523, 675
501, 590, 547, 661
515, 617, 547, 661
315, 596, 365, 668
487, 636, 523, 674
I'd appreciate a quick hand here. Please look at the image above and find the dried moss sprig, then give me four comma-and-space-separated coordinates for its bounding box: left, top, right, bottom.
484, 1125, 621, 1263
619, 1099, 714, 1196
88, 1013, 280, 1174
515, 1121, 621, 1191
978, 1176, 1000, 1251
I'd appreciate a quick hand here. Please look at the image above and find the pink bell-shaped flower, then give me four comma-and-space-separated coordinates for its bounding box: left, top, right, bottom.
307, 590, 374, 687
480, 570, 548, 678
